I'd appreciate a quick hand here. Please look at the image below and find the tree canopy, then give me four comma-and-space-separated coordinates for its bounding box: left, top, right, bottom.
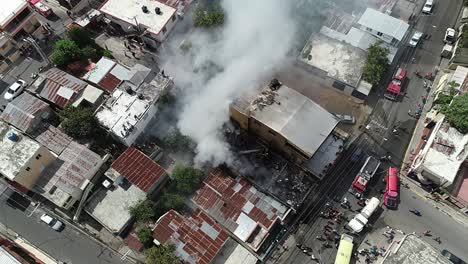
441, 93, 468, 133
129, 200, 156, 223
137, 227, 153, 246
362, 41, 390, 86
172, 165, 203, 193
50, 40, 81, 66
193, 7, 225, 27
59, 105, 98, 140
146, 246, 181, 264
161, 193, 185, 211
67, 27, 94, 48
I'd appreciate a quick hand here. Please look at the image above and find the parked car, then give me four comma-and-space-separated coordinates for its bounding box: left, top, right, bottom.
422, 0, 433, 14
4, 80, 26, 101
441, 250, 466, 264
444, 28, 456, 43
334, 114, 356, 124
409, 31, 423, 47
40, 214, 64, 231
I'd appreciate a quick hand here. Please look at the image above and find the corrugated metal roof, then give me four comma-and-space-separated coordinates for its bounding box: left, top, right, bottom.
111, 147, 166, 192
357, 8, 409, 41
98, 73, 121, 93
0, 247, 21, 264
0, 93, 49, 133
40, 68, 88, 108
33, 124, 72, 155
152, 209, 229, 264
192, 169, 290, 251
82, 57, 116, 84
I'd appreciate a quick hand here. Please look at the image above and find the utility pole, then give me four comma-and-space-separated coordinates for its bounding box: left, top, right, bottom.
23, 37, 50, 64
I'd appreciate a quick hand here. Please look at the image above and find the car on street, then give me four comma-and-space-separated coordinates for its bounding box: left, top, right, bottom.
409, 31, 423, 47
334, 114, 356, 124
40, 214, 64, 231
4, 80, 26, 101
445, 28, 456, 43
422, 0, 433, 14
441, 250, 467, 264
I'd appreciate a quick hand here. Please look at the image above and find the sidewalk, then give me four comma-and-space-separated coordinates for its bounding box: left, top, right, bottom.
354, 226, 406, 264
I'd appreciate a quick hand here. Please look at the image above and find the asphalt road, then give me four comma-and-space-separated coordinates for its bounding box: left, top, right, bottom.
0, 182, 130, 264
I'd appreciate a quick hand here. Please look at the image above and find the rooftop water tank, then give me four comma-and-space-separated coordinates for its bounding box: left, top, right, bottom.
7, 132, 18, 142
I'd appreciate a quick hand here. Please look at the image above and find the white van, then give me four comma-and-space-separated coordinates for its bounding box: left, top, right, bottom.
422, 0, 433, 14
348, 197, 380, 233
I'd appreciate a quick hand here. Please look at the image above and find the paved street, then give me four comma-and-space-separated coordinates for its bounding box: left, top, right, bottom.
0, 182, 130, 264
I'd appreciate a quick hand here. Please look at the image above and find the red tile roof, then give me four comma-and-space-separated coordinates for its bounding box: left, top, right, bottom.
111, 147, 166, 193
124, 230, 144, 252
153, 209, 228, 264
98, 73, 121, 93
192, 169, 290, 250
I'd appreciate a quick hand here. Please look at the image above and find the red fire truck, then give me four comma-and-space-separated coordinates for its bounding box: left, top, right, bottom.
383, 167, 399, 209
384, 68, 406, 100
349, 156, 381, 198
28, 0, 53, 18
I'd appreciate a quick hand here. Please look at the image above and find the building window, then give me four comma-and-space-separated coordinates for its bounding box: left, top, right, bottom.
172, 15, 176, 22
36, 154, 42, 160
366, 27, 372, 32
25, 167, 30, 171
49, 186, 57, 194
377, 32, 383, 37
162, 27, 167, 34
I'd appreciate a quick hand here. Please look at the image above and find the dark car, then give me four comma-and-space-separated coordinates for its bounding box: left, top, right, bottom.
441, 250, 466, 264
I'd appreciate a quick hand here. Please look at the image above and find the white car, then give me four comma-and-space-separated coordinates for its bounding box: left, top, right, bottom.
334, 114, 356, 124
40, 214, 64, 231
422, 0, 433, 14
444, 28, 456, 43
4, 80, 26, 101
409, 31, 423, 47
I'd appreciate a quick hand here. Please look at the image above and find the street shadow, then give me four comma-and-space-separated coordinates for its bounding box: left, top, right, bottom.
6, 192, 31, 212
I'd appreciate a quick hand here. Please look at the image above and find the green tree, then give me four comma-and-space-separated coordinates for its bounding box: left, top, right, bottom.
172, 165, 203, 193
163, 129, 192, 152
67, 27, 93, 48
193, 6, 225, 27
50, 40, 81, 66
146, 246, 181, 264
362, 41, 390, 86
441, 93, 468, 133
59, 105, 98, 139
129, 200, 156, 223
137, 227, 153, 246
447, 80, 460, 96
161, 193, 185, 211
80, 46, 100, 61
103, 49, 114, 59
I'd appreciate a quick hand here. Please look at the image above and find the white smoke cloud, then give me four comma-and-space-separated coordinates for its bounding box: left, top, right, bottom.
163, 0, 297, 166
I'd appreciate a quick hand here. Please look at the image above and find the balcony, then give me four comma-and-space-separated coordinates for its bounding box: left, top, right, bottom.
3, 8, 36, 37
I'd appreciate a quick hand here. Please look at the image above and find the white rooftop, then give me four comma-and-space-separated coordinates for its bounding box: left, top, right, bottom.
358, 8, 409, 41
96, 73, 172, 140
86, 181, 146, 233
72, 85, 104, 107
421, 118, 468, 185
0, 121, 40, 180
300, 34, 367, 87
0, 0, 27, 27
248, 83, 339, 157
0, 247, 21, 264
100, 0, 176, 35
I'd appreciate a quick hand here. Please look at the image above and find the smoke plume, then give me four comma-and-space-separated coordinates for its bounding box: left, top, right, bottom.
162, 0, 297, 165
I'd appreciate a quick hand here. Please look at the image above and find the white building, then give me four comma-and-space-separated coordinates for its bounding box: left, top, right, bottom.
0, 121, 56, 190
357, 8, 409, 46
99, 0, 192, 47
95, 72, 173, 146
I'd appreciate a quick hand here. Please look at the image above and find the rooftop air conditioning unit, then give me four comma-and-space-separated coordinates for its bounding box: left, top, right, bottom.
155, 7, 162, 15
142, 6, 149, 13
102, 179, 112, 189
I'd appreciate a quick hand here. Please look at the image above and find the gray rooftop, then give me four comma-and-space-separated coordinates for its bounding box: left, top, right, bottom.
358, 8, 409, 41
249, 84, 339, 157
33, 124, 72, 155
382, 234, 451, 264
0, 93, 50, 133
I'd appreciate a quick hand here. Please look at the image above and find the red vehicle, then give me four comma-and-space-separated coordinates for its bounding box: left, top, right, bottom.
384, 167, 399, 209
28, 0, 53, 18
384, 68, 406, 100
349, 156, 381, 198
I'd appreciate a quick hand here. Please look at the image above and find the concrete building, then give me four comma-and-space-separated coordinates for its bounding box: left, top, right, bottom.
0, 121, 56, 190
192, 169, 292, 257
30, 68, 104, 109
299, 8, 409, 101
0, 235, 55, 264
381, 234, 451, 264
99, 0, 192, 47
34, 141, 107, 210
152, 209, 229, 264
0, 93, 52, 134
230, 80, 345, 179
357, 8, 409, 47
82, 57, 153, 94
95, 71, 173, 146
0, 0, 41, 41
86, 147, 168, 234
411, 111, 468, 206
